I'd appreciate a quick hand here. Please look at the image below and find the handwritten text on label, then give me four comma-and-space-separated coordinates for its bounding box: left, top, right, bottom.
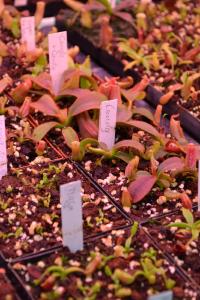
60, 180, 83, 253
98, 99, 118, 150
0, 115, 7, 179
48, 31, 68, 95
20, 17, 36, 52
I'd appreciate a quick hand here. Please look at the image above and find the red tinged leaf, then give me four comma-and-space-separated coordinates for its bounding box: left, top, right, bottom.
76, 112, 98, 139
158, 157, 184, 173
184, 46, 200, 61
35, 140, 46, 156
62, 127, 79, 149
121, 77, 148, 104
154, 104, 162, 126
0, 76, 13, 94
159, 91, 174, 105
63, 69, 97, 90
11, 79, 32, 104
165, 140, 183, 153
128, 174, 157, 203
120, 120, 161, 140
32, 72, 52, 93
132, 107, 154, 122
117, 105, 132, 122
30, 94, 60, 116
68, 91, 105, 116
32, 121, 59, 142
115, 0, 136, 11
18, 97, 31, 118
185, 143, 197, 170
114, 139, 145, 154
180, 193, 192, 210
121, 188, 132, 208
113, 11, 134, 25
98, 77, 122, 105
168, 83, 182, 92
170, 115, 187, 144
125, 156, 139, 181
130, 76, 149, 94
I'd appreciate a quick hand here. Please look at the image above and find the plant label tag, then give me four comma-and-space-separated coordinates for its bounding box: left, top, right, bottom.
110, 0, 116, 8
60, 180, 83, 253
198, 160, 200, 211
14, 0, 27, 6
148, 291, 173, 300
0, 115, 7, 179
39, 17, 56, 29
98, 99, 117, 150
20, 17, 36, 52
48, 31, 68, 95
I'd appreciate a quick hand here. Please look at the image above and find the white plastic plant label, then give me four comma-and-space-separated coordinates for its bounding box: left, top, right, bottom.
148, 291, 173, 300
48, 31, 68, 95
198, 160, 200, 211
60, 180, 83, 253
98, 99, 118, 150
14, 0, 27, 6
20, 17, 36, 52
0, 115, 7, 179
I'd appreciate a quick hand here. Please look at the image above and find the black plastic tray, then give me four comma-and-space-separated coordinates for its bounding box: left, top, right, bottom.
55, 15, 200, 143
0, 156, 131, 264
8, 224, 199, 300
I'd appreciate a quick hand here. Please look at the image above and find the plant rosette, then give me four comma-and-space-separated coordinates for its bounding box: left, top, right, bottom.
12, 224, 199, 300
0, 161, 128, 259
66, 133, 198, 221
144, 208, 200, 286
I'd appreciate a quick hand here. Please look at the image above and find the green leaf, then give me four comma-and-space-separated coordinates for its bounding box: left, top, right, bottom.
104, 265, 112, 277
80, 77, 92, 89
62, 127, 79, 148
11, 18, 20, 38
80, 138, 98, 151
120, 120, 161, 140
130, 221, 139, 237
125, 222, 138, 250
76, 56, 92, 76
113, 139, 145, 154
165, 278, 176, 289
118, 41, 142, 61
32, 54, 48, 76
96, 0, 112, 13
182, 208, 194, 225
191, 227, 200, 240
132, 107, 154, 122
167, 222, 191, 229
32, 121, 59, 142
113, 151, 133, 163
